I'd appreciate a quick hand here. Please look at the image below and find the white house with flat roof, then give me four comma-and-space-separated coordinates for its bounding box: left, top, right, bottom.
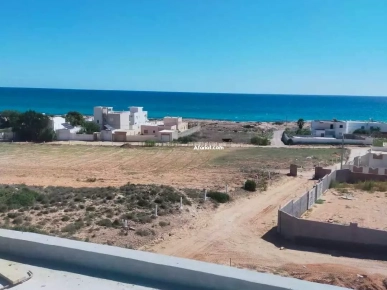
93, 106, 148, 132
311, 120, 387, 138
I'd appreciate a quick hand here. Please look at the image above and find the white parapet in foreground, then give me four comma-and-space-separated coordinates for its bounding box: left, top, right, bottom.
0, 229, 349, 290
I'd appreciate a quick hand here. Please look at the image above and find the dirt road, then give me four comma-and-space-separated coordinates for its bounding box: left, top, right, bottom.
270, 130, 285, 147
144, 174, 387, 277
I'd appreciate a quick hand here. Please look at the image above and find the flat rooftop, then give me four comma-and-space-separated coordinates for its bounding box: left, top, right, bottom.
0, 229, 349, 290
1, 259, 154, 290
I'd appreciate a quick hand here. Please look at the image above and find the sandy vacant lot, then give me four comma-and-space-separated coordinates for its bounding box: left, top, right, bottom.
0, 143, 339, 189
143, 175, 387, 286
305, 187, 387, 230
2, 143, 385, 288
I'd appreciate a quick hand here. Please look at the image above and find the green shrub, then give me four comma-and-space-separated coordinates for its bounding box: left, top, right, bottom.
0, 205, 8, 213
177, 136, 196, 144
135, 228, 155, 237
244, 180, 257, 192
144, 140, 156, 147
159, 221, 169, 227
353, 129, 368, 135
112, 219, 120, 227
250, 136, 270, 146
61, 221, 84, 234
296, 128, 311, 135
243, 124, 255, 129
138, 215, 152, 224
86, 177, 97, 183
5, 188, 40, 208
7, 212, 19, 219
315, 199, 325, 204
207, 191, 230, 203
137, 199, 150, 207
354, 181, 376, 192
96, 219, 112, 227
8, 225, 48, 235
12, 216, 24, 225
61, 215, 71, 222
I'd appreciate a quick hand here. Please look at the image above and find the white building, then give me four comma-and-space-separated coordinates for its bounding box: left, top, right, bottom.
311, 120, 387, 138
93, 106, 148, 132
49, 116, 81, 133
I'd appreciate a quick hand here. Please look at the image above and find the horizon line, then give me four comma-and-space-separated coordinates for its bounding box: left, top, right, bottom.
1, 85, 387, 98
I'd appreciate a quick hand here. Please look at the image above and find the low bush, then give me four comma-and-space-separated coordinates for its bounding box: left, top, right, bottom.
138, 215, 152, 224
96, 218, 112, 227
135, 228, 155, 237
7, 225, 48, 235
112, 219, 120, 227
144, 140, 156, 147
177, 136, 195, 144
86, 206, 96, 211
85, 177, 97, 183
0, 205, 8, 212
61, 215, 71, 222
7, 212, 19, 219
207, 191, 230, 203
244, 180, 256, 192
159, 221, 170, 227
3, 187, 40, 209
243, 124, 255, 129
12, 216, 24, 225
61, 221, 84, 234
315, 199, 325, 204
250, 136, 270, 146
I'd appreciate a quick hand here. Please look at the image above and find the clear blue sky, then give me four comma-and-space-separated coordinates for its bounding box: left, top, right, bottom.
1, 0, 387, 96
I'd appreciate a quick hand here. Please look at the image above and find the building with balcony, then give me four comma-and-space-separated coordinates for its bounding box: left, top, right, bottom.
311, 120, 387, 138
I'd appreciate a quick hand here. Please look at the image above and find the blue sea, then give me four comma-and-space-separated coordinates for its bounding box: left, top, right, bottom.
1, 87, 387, 122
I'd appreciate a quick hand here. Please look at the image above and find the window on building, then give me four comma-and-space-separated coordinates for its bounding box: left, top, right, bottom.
330, 124, 333, 129
339, 125, 343, 128
144, 130, 148, 134
153, 130, 155, 133
97, 120, 99, 124
361, 126, 365, 129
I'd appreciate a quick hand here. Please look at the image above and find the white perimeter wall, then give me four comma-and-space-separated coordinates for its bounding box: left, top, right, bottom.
0, 229, 348, 290
291, 137, 373, 145
56, 130, 94, 141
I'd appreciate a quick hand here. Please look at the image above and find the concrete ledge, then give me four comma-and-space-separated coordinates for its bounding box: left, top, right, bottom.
0, 259, 32, 289
0, 229, 348, 290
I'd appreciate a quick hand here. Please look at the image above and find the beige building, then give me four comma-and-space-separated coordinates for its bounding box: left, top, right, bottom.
141, 117, 187, 136
163, 117, 188, 131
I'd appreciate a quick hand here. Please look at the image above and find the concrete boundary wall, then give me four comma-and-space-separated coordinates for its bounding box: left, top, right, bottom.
0, 229, 347, 290
177, 125, 201, 138
288, 136, 373, 145
277, 169, 387, 252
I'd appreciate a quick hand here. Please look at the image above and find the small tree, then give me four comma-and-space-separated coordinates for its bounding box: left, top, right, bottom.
297, 118, 305, 130
65, 111, 84, 126
13, 110, 55, 142
80, 121, 100, 134
244, 180, 256, 192
0, 110, 21, 129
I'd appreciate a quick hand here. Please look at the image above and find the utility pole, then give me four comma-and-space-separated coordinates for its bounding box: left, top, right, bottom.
340, 135, 344, 169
